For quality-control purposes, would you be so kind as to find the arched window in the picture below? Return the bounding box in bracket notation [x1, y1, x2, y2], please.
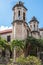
[18, 11, 20, 17]
[34, 24, 35, 30]
[23, 12, 25, 21]
[34, 24, 35, 27]
[14, 12, 15, 17]
[7, 35, 11, 42]
[30, 25, 32, 28]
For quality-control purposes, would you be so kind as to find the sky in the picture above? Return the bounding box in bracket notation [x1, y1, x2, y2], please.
[0, 0, 43, 31]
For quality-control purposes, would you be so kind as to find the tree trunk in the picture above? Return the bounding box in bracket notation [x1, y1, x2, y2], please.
[13, 47, 16, 62]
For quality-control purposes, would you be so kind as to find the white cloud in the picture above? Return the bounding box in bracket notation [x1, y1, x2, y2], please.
[0, 26, 12, 31]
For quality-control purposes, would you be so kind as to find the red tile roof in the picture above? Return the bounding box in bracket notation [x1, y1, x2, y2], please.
[0, 29, 12, 34]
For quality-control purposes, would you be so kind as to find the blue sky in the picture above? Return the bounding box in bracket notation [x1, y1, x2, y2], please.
[0, 0, 43, 30]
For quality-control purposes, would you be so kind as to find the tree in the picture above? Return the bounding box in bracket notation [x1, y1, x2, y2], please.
[24, 36, 43, 57]
[0, 37, 6, 50]
[0, 37, 11, 58]
[11, 40, 24, 59]
[11, 40, 24, 50]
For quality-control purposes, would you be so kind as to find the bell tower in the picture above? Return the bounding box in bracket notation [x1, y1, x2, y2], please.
[12, 1, 27, 21]
[29, 16, 40, 39]
[12, 1, 28, 40]
[29, 16, 39, 31]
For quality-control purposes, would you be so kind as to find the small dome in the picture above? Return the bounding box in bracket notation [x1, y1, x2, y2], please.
[29, 16, 39, 23]
[12, 1, 27, 10]
[32, 16, 37, 20]
[16, 1, 24, 5]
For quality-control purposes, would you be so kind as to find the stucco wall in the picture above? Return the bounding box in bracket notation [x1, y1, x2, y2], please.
[0, 32, 12, 41]
[32, 32, 40, 39]
[40, 31, 43, 39]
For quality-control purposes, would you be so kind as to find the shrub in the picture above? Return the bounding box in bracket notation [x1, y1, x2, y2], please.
[16, 55, 41, 65]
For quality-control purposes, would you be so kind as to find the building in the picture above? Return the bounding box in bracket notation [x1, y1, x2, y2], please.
[0, 1, 43, 63]
[0, 1, 43, 42]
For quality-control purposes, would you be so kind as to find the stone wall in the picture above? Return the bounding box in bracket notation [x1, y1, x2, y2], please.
[13, 21, 27, 40]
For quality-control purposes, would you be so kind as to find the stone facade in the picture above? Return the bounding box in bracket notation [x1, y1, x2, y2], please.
[0, 1, 43, 41]
[12, 21, 28, 40]
[39, 28, 43, 39]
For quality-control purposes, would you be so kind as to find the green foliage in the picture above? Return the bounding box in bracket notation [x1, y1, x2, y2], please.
[16, 55, 41, 65]
[11, 40, 24, 50]
[0, 37, 7, 50]
[25, 36, 39, 47]
[24, 36, 43, 56]
[25, 36, 43, 48]
[0, 37, 11, 52]
[38, 39, 43, 48]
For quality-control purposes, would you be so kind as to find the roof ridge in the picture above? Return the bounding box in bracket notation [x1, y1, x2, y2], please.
[0, 29, 12, 34]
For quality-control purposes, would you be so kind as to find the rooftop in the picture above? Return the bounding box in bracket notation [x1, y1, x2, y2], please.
[0, 27, 43, 35]
[0, 29, 12, 34]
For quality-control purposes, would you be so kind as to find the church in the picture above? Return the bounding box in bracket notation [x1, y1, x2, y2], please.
[0, 1, 43, 42]
[0, 1, 43, 64]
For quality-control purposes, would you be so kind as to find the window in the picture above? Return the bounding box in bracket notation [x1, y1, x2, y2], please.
[34, 24, 35, 30]
[30, 25, 32, 28]
[14, 12, 15, 18]
[18, 11, 20, 17]
[23, 12, 25, 21]
[34, 24, 35, 28]
[7, 35, 11, 42]
[37, 25, 38, 30]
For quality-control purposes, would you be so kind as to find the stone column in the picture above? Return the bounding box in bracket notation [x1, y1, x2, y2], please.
[13, 47, 16, 62]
